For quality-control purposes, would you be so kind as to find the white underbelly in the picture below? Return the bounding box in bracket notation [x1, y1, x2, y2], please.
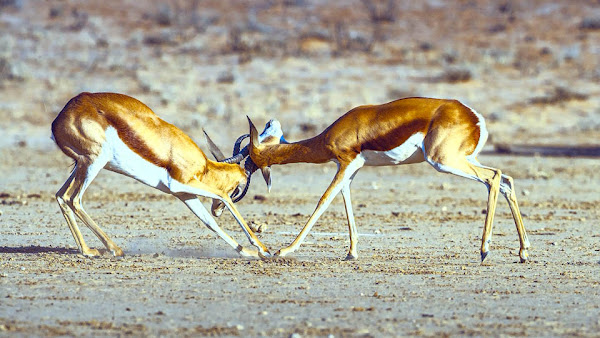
[361, 132, 425, 166]
[102, 127, 173, 193]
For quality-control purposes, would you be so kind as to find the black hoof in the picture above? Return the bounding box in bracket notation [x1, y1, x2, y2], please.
[344, 254, 357, 261]
[480, 251, 489, 263]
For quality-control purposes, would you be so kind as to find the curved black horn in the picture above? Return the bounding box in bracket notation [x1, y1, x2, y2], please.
[233, 134, 249, 155]
[222, 145, 250, 164]
[221, 152, 246, 164]
[232, 170, 251, 203]
[232, 157, 260, 203]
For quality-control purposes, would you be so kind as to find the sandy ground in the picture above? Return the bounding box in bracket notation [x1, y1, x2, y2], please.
[1, 0, 600, 336]
[1, 148, 599, 336]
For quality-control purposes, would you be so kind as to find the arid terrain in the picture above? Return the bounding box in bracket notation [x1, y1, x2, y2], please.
[1, 0, 599, 336]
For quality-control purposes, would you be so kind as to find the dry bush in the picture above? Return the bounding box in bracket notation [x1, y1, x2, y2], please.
[48, 5, 65, 18]
[0, 0, 21, 9]
[579, 17, 600, 30]
[147, 0, 219, 44]
[66, 9, 88, 31]
[529, 87, 589, 105]
[155, 3, 174, 26]
[332, 22, 374, 56]
[226, 28, 250, 54]
[0, 58, 22, 82]
[386, 88, 419, 101]
[143, 31, 178, 46]
[421, 68, 472, 84]
[361, 0, 396, 23]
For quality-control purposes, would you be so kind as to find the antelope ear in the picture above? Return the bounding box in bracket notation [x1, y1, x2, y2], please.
[247, 116, 259, 148]
[261, 166, 272, 192]
[203, 129, 225, 162]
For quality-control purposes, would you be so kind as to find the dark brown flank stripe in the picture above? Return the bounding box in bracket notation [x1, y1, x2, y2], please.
[251, 97, 485, 167]
[360, 118, 429, 152]
[94, 101, 188, 182]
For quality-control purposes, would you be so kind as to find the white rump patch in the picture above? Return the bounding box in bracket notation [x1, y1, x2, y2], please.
[462, 103, 489, 162]
[362, 132, 425, 166]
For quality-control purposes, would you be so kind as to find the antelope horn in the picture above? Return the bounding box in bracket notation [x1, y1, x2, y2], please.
[232, 169, 251, 202]
[232, 157, 260, 202]
[222, 152, 246, 164]
[204, 129, 249, 164]
[233, 134, 250, 156]
[203, 129, 226, 162]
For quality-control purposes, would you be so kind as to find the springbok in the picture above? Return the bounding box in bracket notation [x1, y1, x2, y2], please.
[243, 97, 530, 262]
[51, 92, 271, 258]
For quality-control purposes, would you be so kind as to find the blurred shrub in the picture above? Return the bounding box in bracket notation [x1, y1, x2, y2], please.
[437, 68, 472, 83]
[0, 57, 21, 81]
[529, 87, 588, 105]
[0, 0, 21, 9]
[579, 17, 600, 30]
[156, 3, 174, 26]
[361, 0, 396, 23]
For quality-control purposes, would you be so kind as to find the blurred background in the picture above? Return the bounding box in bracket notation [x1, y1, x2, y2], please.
[1, 0, 599, 152]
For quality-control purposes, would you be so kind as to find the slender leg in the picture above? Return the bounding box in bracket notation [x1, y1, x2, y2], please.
[423, 106, 528, 263]
[222, 198, 271, 257]
[56, 166, 100, 257]
[341, 183, 358, 260]
[277, 156, 364, 257]
[479, 168, 502, 263]
[172, 179, 271, 257]
[500, 174, 530, 262]
[276, 169, 346, 257]
[66, 161, 124, 256]
[424, 154, 503, 263]
[179, 196, 261, 258]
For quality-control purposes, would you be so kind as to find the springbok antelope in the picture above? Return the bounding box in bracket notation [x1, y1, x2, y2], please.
[51, 92, 271, 258]
[245, 97, 530, 262]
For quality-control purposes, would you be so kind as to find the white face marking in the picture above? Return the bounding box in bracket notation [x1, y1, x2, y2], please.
[102, 127, 174, 194]
[361, 132, 425, 166]
[258, 119, 284, 143]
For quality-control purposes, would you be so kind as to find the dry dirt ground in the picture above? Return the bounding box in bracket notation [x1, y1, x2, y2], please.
[0, 149, 599, 336]
[1, 0, 600, 336]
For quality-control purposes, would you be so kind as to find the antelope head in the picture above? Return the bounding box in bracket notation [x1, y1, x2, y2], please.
[203, 119, 285, 215]
[246, 117, 287, 193]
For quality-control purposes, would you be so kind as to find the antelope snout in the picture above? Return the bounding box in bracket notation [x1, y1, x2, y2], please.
[211, 199, 225, 217]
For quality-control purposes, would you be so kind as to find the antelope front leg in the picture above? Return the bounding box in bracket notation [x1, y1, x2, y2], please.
[223, 199, 271, 258]
[276, 166, 348, 257]
[181, 197, 264, 259]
